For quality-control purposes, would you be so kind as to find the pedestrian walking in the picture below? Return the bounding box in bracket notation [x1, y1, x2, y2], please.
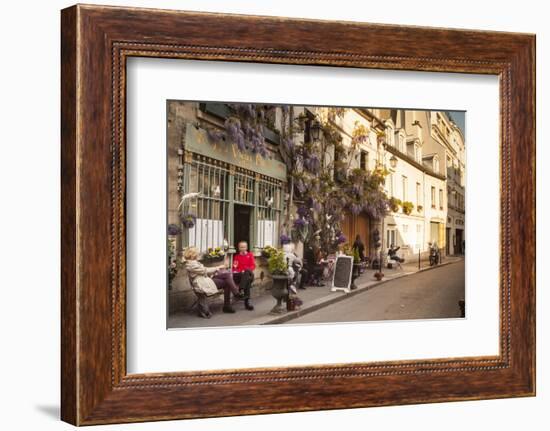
[352, 234, 366, 262]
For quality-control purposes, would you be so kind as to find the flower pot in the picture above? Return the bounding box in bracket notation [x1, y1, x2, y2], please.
[286, 297, 296, 311]
[374, 272, 384, 281]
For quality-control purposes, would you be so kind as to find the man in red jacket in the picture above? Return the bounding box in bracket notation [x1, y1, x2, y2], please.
[232, 241, 255, 310]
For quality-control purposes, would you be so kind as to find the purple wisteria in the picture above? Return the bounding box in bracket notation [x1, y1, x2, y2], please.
[167, 224, 182, 236]
[280, 234, 291, 245]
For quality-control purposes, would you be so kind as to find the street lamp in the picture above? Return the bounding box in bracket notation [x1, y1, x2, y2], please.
[389, 154, 398, 169]
[310, 119, 322, 142]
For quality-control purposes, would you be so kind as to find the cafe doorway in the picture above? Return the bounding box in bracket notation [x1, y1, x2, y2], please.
[234, 204, 252, 248]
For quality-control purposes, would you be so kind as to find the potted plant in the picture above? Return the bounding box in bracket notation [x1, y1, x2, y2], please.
[167, 238, 179, 290]
[374, 271, 384, 281]
[167, 223, 182, 237]
[267, 250, 290, 314]
[168, 261, 178, 290]
[417, 204, 423, 212]
[180, 213, 196, 229]
[402, 201, 414, 215]
[201, 246, 225, 264]
[261, 245, 278, 259]
[389, 197, 402, 213]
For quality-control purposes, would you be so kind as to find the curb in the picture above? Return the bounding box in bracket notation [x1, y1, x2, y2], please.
[254, 258, 463, 325]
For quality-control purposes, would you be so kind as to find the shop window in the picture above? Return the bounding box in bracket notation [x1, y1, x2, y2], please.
[256, 179, 282, 248]
[185, 161, 229, 252]
[183, 158, 283, 252]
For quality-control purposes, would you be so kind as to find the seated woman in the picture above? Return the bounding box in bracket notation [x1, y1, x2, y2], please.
[183, 247, 243, 318]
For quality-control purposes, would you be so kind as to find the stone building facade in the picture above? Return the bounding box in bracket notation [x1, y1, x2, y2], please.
[376, 109, 448, 261]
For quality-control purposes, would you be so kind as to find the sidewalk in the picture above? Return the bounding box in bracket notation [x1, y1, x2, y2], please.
[167, 255, 465, 329]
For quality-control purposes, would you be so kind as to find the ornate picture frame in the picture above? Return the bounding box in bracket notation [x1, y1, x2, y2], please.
[61, 4, 535, 425]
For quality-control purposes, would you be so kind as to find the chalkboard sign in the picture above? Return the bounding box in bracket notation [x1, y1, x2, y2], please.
[330, 255, 353, 293]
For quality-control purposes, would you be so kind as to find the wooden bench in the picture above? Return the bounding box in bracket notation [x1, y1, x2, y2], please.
[187, 275, 224, 317]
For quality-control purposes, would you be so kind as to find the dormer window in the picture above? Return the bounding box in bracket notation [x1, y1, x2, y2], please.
[414, 144, 420, 162]
[385, 119, 395, 147]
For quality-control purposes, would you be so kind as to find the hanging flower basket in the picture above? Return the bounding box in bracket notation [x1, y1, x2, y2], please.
[180, 213, 196, 229]
[167, 224, 182, 236]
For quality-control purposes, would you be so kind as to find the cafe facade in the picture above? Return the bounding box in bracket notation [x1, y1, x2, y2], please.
[179, 124, 287, 255]
[167, 101, 288, 311]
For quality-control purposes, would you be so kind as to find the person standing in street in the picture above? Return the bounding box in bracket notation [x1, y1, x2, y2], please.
[232, 241, 255, 310]
[352, 234, 366, 262]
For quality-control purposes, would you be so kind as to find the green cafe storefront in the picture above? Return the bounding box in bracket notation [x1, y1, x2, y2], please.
[178, 124, 288, 258]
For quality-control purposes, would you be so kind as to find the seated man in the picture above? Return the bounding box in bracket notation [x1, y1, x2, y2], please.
[304, 246, 325, 287]
[232, 241, 255, 310]
[283, 242, 308, 290]
[388, 244, 405, 265]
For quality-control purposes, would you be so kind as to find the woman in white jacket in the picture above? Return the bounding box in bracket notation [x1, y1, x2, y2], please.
[183, 247, 243, 318]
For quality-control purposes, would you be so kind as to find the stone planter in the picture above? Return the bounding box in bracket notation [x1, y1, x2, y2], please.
[201, 256, 225, 265]
[269, 274, 289, 314]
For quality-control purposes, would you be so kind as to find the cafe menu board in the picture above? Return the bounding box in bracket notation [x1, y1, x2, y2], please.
[330, 255, 353, 293]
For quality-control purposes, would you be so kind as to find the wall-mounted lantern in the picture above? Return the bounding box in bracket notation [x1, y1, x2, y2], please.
[310, 119, 322, 142]
[389, 155, 398, 169]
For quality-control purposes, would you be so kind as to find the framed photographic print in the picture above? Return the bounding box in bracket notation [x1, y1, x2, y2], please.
[61, 4, 536, 426]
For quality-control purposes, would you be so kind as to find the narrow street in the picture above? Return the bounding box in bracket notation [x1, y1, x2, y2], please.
[290, 260, 465, 324]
